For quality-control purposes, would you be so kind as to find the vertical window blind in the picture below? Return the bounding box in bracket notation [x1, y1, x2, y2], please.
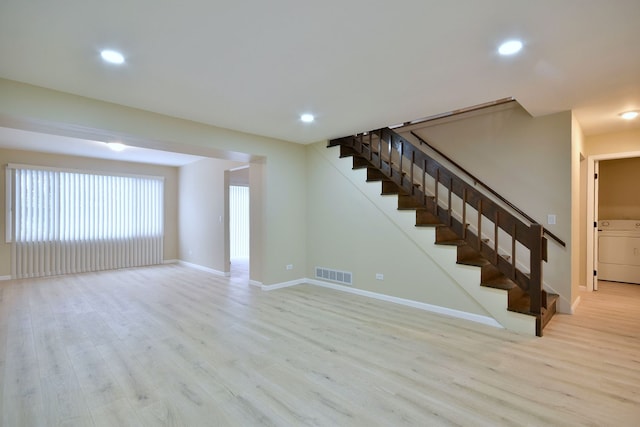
[7, 164, 164, 278]
[229, 185, 249, 259]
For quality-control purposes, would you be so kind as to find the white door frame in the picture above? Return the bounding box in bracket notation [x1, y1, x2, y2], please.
[586, 150, 640, 291]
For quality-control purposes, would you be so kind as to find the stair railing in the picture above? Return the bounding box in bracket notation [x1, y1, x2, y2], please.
[329, 127, 549, 332]
[409, 131, 565, 248]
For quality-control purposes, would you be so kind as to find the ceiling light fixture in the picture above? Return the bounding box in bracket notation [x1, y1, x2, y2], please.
[100, 49, 125, 64]
[498, 40, 523, 56]
[300, 113, 315, 123]
[619, 111, 639, 120]
[106, 142, 127, 152]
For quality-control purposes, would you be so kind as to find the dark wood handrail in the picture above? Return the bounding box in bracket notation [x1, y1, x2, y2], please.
[410, 131, 566, 248]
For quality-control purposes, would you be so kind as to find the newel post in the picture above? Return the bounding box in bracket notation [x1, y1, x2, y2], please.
[529, 224, 544, 319]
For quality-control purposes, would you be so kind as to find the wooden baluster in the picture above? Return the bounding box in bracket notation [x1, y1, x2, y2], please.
[462, 188, 467, 239]
[369, 132, 373, 161]
[388, 132, 392, 177]
[410, 151, 415, 196]
[422, 158, 427, 205]
[511, 223, 517, 280]
[378, 130, 383, 169]
[477, 199, 483, 249]
[529, 224, 544, 334]
[448, 177, 452, 226]
[435, 169, 440, 216]
[399, 140, 403, 187]
[494, 210, 499, 264]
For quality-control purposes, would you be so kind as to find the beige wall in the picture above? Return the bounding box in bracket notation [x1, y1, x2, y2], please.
[229, 167, 250, 186]
[0, 78, 307, 286]
[0, 148, 179, 277]
[586, 128, 640, 157]
[179, 157, 244, 272]
[306, 142, 488, 315]
[398, 104, 574, 312]
[598, 157, 640, 219]
[571, 114, 586, 298]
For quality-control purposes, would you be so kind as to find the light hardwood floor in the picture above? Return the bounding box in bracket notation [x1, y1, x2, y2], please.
[1, 266, 639, 426]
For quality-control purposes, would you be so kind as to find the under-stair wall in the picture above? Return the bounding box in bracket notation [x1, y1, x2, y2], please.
[307, 142, 538, 334]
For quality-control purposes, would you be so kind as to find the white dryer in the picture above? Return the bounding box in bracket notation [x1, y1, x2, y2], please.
[598, 220, 640, 284]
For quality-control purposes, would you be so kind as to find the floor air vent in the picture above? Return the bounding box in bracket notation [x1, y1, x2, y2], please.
[315, 267, 352, 285]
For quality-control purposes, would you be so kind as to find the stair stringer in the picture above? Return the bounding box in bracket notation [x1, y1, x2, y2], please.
[322, 145, 536, 335]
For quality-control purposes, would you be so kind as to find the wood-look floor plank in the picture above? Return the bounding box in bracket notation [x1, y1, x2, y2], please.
[2, 265, 640, 426]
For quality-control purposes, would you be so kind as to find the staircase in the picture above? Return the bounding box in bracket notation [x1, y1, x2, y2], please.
[328, 127, 559, 336]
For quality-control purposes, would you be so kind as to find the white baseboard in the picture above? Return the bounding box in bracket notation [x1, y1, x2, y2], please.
[261, 278, 307, 291]
[571, 295, 581, 314]
[260, 277, 502, 329]
[163, 259, 179, 265]
[249, 280, 263, 287]
[178, 261, 230, 277]
[0, 275, 11, 281]
[578, 285, 587, 291]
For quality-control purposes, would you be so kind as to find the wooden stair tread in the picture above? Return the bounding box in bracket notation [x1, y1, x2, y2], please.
[436, 239, 466, 246]
[457, 257, 491, 267]
[481, 276, 517, 291]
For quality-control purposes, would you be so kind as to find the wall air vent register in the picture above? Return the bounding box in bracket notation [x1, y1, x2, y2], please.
[315, 267, 353, 285]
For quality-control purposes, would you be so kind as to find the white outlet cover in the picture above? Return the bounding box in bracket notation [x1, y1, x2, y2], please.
[376, 273, 384, 280]
[547, 214, 556, 225]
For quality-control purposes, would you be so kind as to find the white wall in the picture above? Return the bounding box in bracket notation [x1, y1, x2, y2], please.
[179, 157, 244, 273]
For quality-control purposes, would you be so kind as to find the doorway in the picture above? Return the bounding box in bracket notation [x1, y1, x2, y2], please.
[225, 166, 250, 282]
[586, 152, 640, 291]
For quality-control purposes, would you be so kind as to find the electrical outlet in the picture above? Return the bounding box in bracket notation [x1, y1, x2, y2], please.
[375, 273, 384, 280]
[547, 214, 556, 225]
[286, 264, 293, 270]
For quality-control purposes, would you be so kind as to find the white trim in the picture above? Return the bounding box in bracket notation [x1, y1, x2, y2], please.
[178, 260, 230, 277]
[162, 259, 179, 264]
[579, 285, 587, 291]
[571, 295, 582, 314]
[261, 278, 306, 291]
[260, 277, 503, 329]
[307, 279, 503, 329]
[249, 280, 263, 287]
[0, 275, 11, 281]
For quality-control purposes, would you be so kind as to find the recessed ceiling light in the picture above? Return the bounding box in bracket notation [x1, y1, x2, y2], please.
[498, 40, 523, 56]
[300, 113, 315, 123]
[619, 111, 639, 120]
[100, 49, 125, 64]
[106, 142, 127, 152]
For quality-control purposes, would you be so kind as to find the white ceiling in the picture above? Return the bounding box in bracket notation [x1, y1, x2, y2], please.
[0, 0, 639, 157]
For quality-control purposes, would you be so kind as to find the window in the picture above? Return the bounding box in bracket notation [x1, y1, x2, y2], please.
[229, 185, 250, 258]
[6, 164, 164, 278]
